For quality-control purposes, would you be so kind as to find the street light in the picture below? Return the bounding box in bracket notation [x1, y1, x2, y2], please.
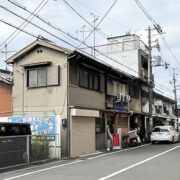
[16, 67, 24, 116]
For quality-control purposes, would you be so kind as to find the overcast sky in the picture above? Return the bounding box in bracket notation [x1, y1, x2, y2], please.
[0, 0, 180, 101]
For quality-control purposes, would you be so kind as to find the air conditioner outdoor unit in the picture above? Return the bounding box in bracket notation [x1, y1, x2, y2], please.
[124, 95, 131, 102]
[117, 93, 130, 103]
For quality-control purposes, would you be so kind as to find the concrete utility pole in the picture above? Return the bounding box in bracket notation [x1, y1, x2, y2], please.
[173, 68, 178, 131]
[147, 27, 153, 131]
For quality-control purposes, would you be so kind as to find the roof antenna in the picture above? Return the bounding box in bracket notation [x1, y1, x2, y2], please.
[37, 35, 54, 43]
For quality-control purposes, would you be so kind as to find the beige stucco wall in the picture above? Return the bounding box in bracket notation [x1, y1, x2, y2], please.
[12, 46, 68, 156]
[129, 90, 142, 113]
[13, 46, 67, 117]
[71, 116, 95, 157]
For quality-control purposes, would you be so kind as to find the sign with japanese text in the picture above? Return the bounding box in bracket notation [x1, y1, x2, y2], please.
[11, 116, 55, 138]
[112, 133, 121, 150]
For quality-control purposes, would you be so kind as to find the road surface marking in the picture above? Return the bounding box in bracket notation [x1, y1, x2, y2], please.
[98, 144, 180, 180]
[79, 151, 103, 158]
[1, 160, 67, 176]
[3, 160, 83, 180]
[3, 144, 150, 180]
[88, 144, 151, 160]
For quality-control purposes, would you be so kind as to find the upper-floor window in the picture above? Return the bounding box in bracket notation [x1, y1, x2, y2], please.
[79, 69, 100, 91]
[141, 55, 148, 70]
[27, 66, 60, 88]
[129, 85, 139, 99]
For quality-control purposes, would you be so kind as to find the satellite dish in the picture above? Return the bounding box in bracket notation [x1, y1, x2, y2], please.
[154, 56, 162, 66]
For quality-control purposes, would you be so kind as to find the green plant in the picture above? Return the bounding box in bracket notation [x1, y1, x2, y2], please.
[31, 139, 50, 162]
[153, 117, 164, 127]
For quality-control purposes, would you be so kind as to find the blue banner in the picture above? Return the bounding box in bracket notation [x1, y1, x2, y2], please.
[114, 103, 125, 111]
[11, 116, 56, 136]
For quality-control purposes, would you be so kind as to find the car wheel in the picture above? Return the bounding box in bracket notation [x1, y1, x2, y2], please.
[151, 141, 155, 144]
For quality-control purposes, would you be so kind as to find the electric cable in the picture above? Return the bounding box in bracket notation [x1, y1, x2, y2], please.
[3, 1, 175, 95]
[0, 0, 48, 51]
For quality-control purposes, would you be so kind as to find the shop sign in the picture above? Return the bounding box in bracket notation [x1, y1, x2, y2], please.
[112, 133, 121, 150]
[114, 103, 125, 111]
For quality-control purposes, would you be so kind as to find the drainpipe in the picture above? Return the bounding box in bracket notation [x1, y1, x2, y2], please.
[128, 111, 133, 132]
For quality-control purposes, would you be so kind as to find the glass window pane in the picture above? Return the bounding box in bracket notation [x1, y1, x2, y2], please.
[29, 70, 37, 87]
[89, 74, 93, 89]
[94, 75, 99, 91]
[38, 69, 47, 86]
[80, 70, 88, 88]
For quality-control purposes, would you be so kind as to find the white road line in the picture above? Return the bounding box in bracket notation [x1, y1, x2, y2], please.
[3, 160, 83, 180]
[88, 144, 151, 160]
[79, 151, 103, 158]
[98, 144, 180, 180]
[1, 160, 67, 176]
[3, 144, 151, 180]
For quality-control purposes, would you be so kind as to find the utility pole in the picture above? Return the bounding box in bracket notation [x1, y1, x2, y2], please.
[173, 68, 178, 131]
[147, 27, 153, 131]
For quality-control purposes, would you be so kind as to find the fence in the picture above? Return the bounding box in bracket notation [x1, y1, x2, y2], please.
[0, 134, 60, 170]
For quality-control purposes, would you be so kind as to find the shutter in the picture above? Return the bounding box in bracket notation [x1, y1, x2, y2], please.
[47, 66, 60, 86]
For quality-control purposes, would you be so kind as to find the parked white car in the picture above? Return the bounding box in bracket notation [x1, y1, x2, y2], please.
[151, 126, 179, 144]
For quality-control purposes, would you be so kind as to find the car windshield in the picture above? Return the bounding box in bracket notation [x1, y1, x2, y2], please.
[152, 127, 169, 132]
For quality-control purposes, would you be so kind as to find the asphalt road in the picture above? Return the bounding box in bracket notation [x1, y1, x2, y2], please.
[1, 142, 180, 180]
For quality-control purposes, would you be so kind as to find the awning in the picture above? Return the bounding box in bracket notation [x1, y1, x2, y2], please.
[22, 61, 52, 68]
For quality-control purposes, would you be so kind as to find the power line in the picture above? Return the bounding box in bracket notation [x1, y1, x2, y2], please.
[134, 0, 158, 26]
[0, 18, 137, 78]
[76, 0, 118, 49]
[0, 0, 48, 51]
[134, 0, 180, 66]
[3, 1, 139, 76]
[1, 15, 174, 95]
[75, 0, 131, 30]
[3, 1, 176, 94]
[7, 0, 89, 47]
[154, 88, 175, 100]
[61, 0, 117, 49]
[6, 0, 140, 76]
[0, 4, 79, 49]
[62, 0, 111, 41]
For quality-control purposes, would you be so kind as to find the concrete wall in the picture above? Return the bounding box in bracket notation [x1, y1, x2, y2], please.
[0, 81, 12, 117]
[129, 90, 142, 113]
[12, 46, 68, 156]
[97, 50, 139, 77]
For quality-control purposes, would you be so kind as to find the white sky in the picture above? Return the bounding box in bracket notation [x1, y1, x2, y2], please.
[0, 0, 180, 101]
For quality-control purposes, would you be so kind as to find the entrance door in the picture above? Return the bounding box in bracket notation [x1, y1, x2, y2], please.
[95, 118, 105, 150]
